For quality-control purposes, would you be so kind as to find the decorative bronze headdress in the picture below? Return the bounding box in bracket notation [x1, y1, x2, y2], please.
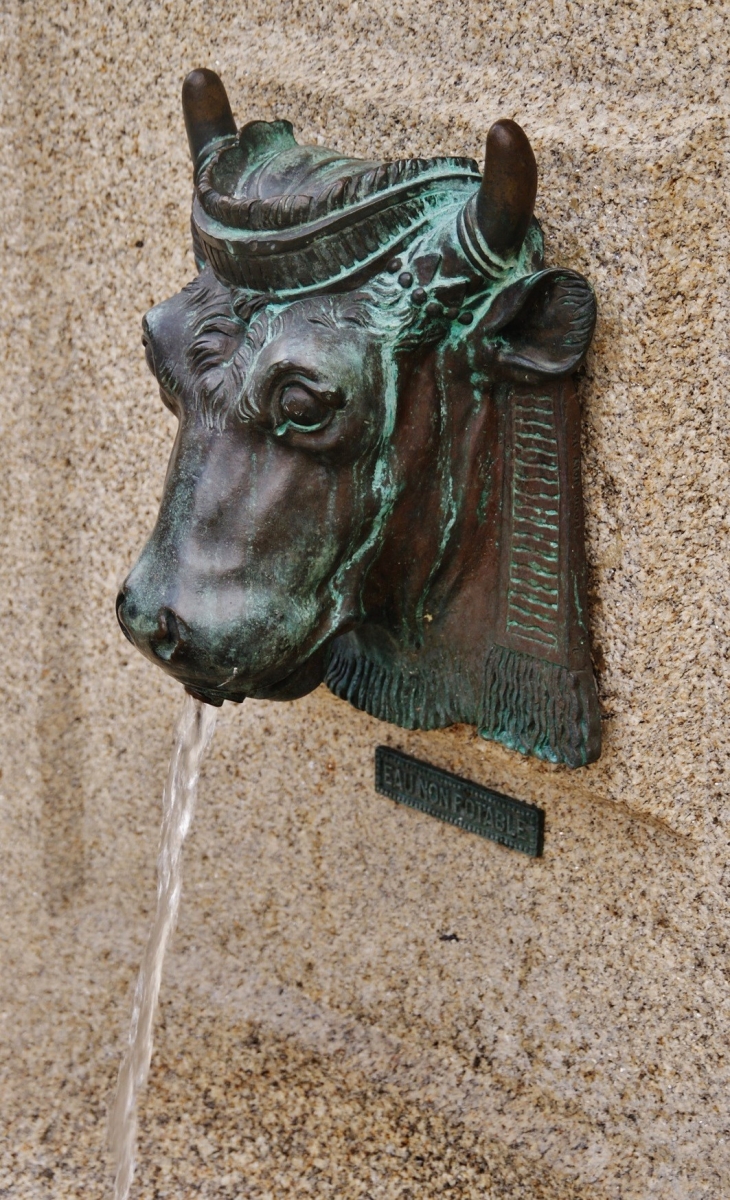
[182, 68, 544, 307]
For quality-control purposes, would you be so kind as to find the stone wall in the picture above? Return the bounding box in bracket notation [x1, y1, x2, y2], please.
[1, 2, 728, 1197]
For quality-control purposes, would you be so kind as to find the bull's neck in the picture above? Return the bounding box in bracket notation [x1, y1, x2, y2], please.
[326, 344, 501, 729]
[325, 352, 601, 768]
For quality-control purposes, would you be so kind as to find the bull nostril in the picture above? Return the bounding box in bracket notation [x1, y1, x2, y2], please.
[151, 606, 187, 662]
[152, 607, 179, 644]
[141, 318, 156, 375]
[165, 609, 180, 646]
[151, 607, 168, 643]
[116, 589, 134, 644]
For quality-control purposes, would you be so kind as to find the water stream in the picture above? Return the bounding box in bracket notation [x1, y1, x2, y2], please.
[108, 693, 218, 1200]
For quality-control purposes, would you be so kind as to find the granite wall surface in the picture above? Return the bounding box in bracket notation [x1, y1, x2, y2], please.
[1, 1, 728, 1197]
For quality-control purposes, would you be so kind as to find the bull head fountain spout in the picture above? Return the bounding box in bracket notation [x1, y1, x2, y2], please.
[117, 68, 601, 768]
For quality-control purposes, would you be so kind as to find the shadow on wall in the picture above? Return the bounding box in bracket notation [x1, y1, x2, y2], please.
[38, 640, 86, 912]
[34, 298, 87, 913]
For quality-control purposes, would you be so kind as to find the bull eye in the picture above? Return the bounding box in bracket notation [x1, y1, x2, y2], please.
[278, 383, 334, 432]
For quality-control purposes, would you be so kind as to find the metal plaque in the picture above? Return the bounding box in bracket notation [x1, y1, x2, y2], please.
[375, 746, 544, 857]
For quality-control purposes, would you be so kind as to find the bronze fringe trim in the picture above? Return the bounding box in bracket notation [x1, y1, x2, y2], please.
[478, 643, 600, 767]
[326, 641, 600, 767]
[325, 643, 472, 732]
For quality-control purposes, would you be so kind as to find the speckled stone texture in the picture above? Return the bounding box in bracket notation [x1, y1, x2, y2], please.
[0, 2, 729, 1197]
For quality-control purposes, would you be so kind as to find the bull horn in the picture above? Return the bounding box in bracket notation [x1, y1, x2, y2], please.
[473, 119, 538, 260]
[182, 68, 237, 169]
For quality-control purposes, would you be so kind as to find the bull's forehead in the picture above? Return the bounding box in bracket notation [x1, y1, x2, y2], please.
[145, 273, 389, 433]
[232, 302, 385, 436]
[247, 296, 375, 393]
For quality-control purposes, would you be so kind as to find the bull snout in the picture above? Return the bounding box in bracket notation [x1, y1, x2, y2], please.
[116, 589, 189, 663]
[115, 572, 329, 705]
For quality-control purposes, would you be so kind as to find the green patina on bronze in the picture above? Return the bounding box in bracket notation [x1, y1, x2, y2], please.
[118, 69, 601, 768]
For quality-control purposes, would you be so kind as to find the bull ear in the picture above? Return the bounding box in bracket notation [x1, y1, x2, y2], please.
[475, 268, 596, 382]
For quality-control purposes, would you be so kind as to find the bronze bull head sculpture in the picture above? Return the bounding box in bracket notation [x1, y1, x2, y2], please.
[118, 69, 601, 767]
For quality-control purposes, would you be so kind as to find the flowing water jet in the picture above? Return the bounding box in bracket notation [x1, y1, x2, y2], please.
[108, 693, 218, 1200]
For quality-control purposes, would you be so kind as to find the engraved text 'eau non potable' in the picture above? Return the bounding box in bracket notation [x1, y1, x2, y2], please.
[375, 747, 544, 857]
